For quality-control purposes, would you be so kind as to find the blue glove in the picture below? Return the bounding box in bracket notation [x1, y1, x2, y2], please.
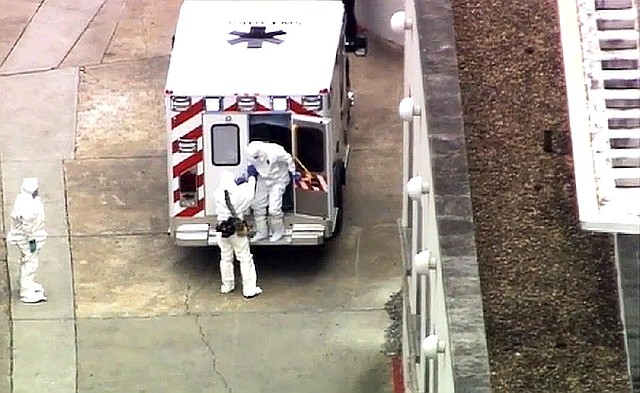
[29, 240, 37, 253]
[235, 176, 247, 185]
[291, 171, 302, 182]
[247, 165, 259, 178]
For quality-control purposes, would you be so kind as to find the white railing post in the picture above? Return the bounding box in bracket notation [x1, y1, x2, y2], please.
[392, 10, 414, 229]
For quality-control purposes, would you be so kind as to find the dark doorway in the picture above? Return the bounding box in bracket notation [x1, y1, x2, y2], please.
[248, 114, 294, 212]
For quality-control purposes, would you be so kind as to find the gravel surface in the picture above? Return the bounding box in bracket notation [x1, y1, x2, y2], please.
[382, 290, 403, 356]
[452, 0, 632, 391]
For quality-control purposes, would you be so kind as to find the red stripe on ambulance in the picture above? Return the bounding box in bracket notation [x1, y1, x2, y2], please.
[289, 99, 321, 117]
[170, 98, 206, 218]
[223, 102, 270, 112]
[171, 99, 204, 128]
[176, 199, 205, 217]
[172, 151, 203, 178]
[172, 124, 203, 153]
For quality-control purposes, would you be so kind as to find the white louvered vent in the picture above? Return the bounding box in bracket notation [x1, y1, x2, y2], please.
[596, 0, 640, 203]
[567, 0, 640, 231]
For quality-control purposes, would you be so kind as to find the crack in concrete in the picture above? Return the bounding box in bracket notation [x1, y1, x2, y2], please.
[100, 0, 125, 64]
[194, 315, 232, 393]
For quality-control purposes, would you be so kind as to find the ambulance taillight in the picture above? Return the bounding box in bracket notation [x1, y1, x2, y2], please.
[178, 169, 198, 207]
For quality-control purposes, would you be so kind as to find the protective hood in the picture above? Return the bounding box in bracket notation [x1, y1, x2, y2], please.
[7, 177, 47, 244]
[22, 178, 38, 194]
[213, 171, 256, 219]
[245, 141, 267, 161]
[11, 178, 42, 222]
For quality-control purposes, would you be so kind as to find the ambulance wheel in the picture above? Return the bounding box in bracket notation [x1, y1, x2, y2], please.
[331, 163, 345, 238]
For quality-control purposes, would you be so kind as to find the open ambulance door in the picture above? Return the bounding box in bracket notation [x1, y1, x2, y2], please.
[202, 113, 249, 216]
[291, 115, 331, 218]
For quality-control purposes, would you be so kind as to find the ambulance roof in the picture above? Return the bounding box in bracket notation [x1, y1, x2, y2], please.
[165, 0, 345, 97]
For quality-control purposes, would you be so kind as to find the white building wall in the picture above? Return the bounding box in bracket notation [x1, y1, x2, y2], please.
[356, 0, 405, 45]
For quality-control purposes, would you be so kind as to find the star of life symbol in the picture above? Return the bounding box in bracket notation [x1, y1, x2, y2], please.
[228, 26, 286, 48]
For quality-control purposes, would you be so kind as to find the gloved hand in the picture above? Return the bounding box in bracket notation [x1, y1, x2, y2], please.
[235, 176, 247, 185]
[247, 165, 259, 178]
[29, 240, 37, 253]
[290, 171, 302, 183]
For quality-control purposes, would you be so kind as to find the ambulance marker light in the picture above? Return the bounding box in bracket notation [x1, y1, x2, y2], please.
[237, 96, 257, 111]
[177, 138, 197, 153]
[302, 95, 323, 111]
[271, 96, 288, 111]
[170, 96, 191, 112]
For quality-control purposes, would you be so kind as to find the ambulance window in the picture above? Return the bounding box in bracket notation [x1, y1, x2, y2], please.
[295, 126, 324, 172]
[211, 124, 240, 166]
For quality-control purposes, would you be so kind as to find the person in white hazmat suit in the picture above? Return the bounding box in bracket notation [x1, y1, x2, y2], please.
[245, 141, 301, 242]
[213, 171, 262, 298]
[6, 178, 48, 303]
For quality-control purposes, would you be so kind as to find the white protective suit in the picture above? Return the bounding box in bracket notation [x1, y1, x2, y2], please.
[6, 178, 48, 303]
[245, 141, 296, 242]
[213, 171, 262, 298]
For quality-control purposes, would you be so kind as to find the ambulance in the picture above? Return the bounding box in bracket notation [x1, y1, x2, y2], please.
[164, 0, 367, 247]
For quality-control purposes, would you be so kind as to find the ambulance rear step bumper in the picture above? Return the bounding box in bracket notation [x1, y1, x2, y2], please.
[173, 223, 326, 247]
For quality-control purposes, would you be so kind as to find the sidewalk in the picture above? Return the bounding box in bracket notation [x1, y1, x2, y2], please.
[0, 68, 79, 393]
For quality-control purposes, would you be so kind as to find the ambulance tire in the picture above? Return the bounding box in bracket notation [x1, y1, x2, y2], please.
[330, 162, 345, 238]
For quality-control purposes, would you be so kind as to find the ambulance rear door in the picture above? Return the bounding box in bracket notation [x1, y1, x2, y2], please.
[291, 115, 331, 218]
[202, 113, 249, 216]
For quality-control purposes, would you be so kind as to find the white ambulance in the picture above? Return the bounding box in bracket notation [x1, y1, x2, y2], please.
[164, 0, 367, 247]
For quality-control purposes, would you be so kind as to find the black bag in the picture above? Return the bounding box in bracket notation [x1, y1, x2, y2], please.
[216, 190, 253, 238]
[215, 217, 236, 238]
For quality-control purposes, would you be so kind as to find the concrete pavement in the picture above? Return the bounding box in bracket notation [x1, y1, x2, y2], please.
[0, 67, 78, 393]
[0, 166, 10, 391]
[0, 1, 403, 392]
[0, 0, 106, 74]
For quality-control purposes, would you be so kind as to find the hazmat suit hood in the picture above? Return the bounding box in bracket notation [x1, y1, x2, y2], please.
[245, 141, 267, 162]
[213, 171, 256, 221]
[7, 177, 47, 245]
[245, 141, 295, 187]
[22, 178, 39, 195]
[11, 178, 43, 222]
